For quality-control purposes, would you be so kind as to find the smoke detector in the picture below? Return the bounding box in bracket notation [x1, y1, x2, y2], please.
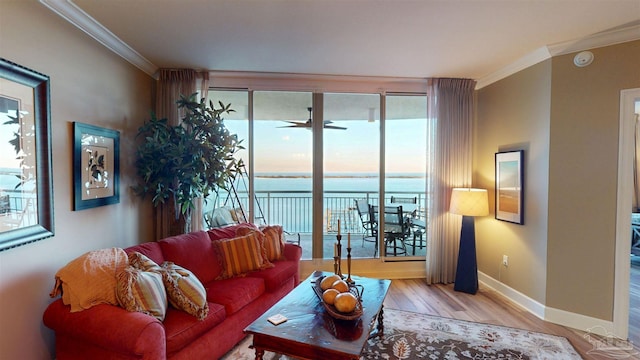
[573, 51, 594, 67]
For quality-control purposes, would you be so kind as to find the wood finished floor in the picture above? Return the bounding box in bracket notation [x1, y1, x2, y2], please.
[383, 275, 640, 359]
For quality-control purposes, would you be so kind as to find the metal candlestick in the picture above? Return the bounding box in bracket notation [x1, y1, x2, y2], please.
[333, 256, 340, 275]
[346, 247, 354, 284]
[336, 234, 343, 278]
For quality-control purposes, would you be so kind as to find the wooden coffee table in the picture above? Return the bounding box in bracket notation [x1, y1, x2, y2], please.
[244, 271, 391, 360]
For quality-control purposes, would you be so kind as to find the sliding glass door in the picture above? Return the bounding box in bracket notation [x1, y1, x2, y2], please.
[384, 94, 428, 259]
[323, 93, 380, 259]
[204, 89, 428, 261]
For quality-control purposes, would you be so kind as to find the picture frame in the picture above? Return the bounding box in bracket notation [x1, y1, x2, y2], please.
[73, 122, 120, 210]
[495, 150, 524, 224]
[0, 58, 54, 251]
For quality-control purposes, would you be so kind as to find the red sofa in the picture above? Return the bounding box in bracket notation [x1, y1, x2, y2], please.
[43, 224, 302, 359]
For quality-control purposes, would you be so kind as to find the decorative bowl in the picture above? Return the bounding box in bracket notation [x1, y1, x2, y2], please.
[312, 275, 363, 320]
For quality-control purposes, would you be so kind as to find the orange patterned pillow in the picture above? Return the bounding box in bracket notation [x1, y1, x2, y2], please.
[161, 262, 209, 320]
[213, 232, 273, 279]
[260, 225, 286, 261]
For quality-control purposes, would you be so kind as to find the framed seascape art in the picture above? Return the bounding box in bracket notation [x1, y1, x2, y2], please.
[73, 122, 120, 210]
[495, 150, 524, 224]
[0, 58, 54, 251]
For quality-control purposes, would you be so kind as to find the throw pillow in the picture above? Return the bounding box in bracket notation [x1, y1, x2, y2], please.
[128, 251, 163, 272]
[231, 207, 247, 223]
[260, 225, 286, 261]
[213, 232, 273, 279]
[116, 266, 168, 321]
[161, 262, 209, 320]
[237, 225, 285, 262]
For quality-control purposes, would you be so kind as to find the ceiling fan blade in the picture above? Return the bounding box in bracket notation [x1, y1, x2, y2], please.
[324, 125, 347, 130]
[278, 107, 347, 130]
[278, 123, 307, 128]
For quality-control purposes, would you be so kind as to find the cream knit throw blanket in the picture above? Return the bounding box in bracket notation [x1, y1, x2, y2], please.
[50, 247, 128, 312]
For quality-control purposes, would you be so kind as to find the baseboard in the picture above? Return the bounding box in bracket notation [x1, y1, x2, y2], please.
[479, 271, 614, 337]
[544, 306, 615, 337]
[478, 271, 546, 319]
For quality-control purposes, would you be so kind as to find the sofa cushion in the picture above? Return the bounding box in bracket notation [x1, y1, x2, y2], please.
[115, 267, 167, 321]
[246, 260, 299, 292]
[213, 232, 272, 279]
[205, 276, 265, 314]
[159, 231, 220, 283]
[125, 242, 164, 265]
[163, 302, 226, 356]
[161, 262, 209, 320]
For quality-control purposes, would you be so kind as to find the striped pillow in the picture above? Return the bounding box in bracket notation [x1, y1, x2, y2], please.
[161, 262, 209, 320]
[260, 225, 286, 261]
[116, 267, 167, 321]
[214, 232, 273, 279]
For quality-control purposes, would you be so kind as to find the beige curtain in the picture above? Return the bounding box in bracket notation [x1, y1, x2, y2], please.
[154, 69, 210, 239]
[425, 78, 476, 284]
[155, 69, 196, 126]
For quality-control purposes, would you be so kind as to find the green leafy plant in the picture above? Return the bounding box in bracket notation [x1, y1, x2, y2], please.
[133, 93, 243, 233]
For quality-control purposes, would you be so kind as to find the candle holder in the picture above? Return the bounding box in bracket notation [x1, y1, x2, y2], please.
[336, 234, 343, 278]
[346, 247, 354, 284]
[333, 256, 340, 275]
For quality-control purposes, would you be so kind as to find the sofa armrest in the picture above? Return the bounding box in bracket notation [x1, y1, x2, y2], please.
[283, 243, 302, 262]
[43, 299, 166, 358]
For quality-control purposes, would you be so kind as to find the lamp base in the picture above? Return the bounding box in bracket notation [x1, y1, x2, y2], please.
[454, 215, 478, 294]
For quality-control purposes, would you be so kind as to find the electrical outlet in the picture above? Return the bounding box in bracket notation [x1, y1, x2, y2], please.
[502, 255, 509, 267]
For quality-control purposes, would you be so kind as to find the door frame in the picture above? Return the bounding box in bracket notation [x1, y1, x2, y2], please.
[614, 88, 640, 338]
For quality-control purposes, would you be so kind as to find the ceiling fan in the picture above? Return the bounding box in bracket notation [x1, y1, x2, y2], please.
[279, 107, 347, 130]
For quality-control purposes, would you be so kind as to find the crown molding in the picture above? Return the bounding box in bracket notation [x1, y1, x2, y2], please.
[548, 23, 640, 56]
[39, 0, 158, 77]
[475, 46, 552, 90]
[477, 24, 640, 90]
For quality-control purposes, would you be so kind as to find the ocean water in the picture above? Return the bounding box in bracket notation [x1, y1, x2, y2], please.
[252, 172, 426, 194]
[219, 173, 427, 233]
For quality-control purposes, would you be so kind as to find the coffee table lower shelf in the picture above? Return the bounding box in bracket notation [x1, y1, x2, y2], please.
[244, 271, 391, 360]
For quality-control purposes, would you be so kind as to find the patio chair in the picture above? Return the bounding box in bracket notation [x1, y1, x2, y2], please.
[390, 196, 427, 255]
[354, 199, 376, 246]
[390, 196, 418, 218]
[370, 205, 409, 256]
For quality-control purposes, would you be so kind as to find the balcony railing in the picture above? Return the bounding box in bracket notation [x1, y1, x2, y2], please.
[206, 190, 427, 234]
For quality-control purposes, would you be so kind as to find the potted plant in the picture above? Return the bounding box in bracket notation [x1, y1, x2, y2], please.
[133, 93, 243, 236]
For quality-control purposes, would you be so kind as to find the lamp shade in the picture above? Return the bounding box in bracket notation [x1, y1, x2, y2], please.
[450, 188, 489, 217]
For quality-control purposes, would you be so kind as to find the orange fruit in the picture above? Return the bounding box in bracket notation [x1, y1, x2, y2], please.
[334, 292, 358, 313]
[320, 275, 341, 290]
[332, 279, 349, 293]
[322, 288, 340, 305]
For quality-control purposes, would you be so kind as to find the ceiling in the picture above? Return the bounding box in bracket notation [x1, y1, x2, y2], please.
[45, 0, 640, 87]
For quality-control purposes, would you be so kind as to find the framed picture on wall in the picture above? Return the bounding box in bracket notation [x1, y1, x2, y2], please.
[73, 122, 120, 210]
[495, 150, 524, 224]
[0, 58, 54, 251]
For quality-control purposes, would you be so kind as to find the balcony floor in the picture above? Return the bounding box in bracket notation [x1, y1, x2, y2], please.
[292, 232, 427, 260]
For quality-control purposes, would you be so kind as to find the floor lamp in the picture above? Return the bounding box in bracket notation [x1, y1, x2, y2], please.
[449, 188, 489, 294]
